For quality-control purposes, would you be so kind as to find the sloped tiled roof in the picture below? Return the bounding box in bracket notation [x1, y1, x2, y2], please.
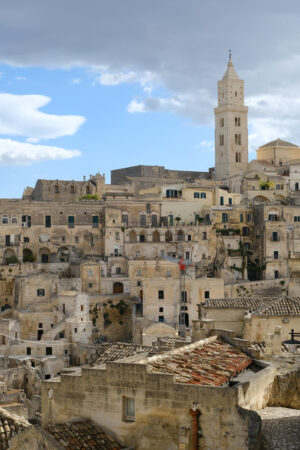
[0, 408, 31, 450]
[93, 342, 155, 366]
[145, 338, 252, 387]
[47, 420, 124, 449]
[260, 138, 299, 148]
[203, 297, 275, 310]
[253, 297, 300, 317]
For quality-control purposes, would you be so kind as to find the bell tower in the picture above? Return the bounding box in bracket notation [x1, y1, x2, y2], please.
[214, 53, 248, 180]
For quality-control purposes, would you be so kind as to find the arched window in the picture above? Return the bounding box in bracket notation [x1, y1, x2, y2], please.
[151, 214, 158, 226]
[177, 230, 184, 241]
[165, 230, 172, 242]
[129, 230, 137, 243]
[11, 217, 18, 224]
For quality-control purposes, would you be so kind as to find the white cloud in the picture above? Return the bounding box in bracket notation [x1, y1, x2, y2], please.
[14, 75, 27, 80]
[127, 99, 146, 113]
[0, 138, 80, 165]
[98, 71, 137, 86]
[0, 93, 85, 141]
[71, 78, 81, 84]
[195, 140, 214, 152]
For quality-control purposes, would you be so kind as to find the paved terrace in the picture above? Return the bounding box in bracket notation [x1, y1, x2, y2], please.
[138, 336, 252, 386]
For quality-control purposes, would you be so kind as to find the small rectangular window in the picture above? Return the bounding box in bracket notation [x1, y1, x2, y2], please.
[228, 198, 232, 205]
[92, 216, 99, 228]
[122, 214, 128, 226]
[222, 213, 228, 223]
[240, 214, 243, 223]
[88, 282, 93, 289]
[274, 251, 279, 260]
[220, 134, 224, 146]
[45, 215, 51, 228]
[204, 291, 210, 299]
[146, 203, 151, 213]
[37, 289, 45, 297]
[220, 196, 224, 206]
[45, 374, 51, 380]
[159, 307, 164, 312]
[123, 397, 135, 422]
[203, 232, 207, 240]
[194, 192, 200, 199]
[26, 347, 31, 355]
[158, 316, 164, 322]
[74, 328, 77, 333]
[274, 270, 279, 279]
[188, 234, 191, 241]
[200, 192, 206, 199]
[158, 290, 164, 299]
[272, 232, 278, 242]
[24, 237, 30, 243]
[68, 216, 75, 228]
[46, 347, 52, 356]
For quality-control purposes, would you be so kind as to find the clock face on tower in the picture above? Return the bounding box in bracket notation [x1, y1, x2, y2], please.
[48, 389, 53, 399]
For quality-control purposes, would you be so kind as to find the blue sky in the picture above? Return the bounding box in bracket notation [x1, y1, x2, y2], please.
[0, 64, 214, 198]
[1, 1, 300, 197]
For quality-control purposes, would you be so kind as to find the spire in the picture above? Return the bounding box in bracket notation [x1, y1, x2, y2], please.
[222, 50, 240, 80]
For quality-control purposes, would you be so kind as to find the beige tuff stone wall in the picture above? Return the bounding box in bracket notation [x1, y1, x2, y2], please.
[244, 315, 300, 343]
[41, 355, 275, 449]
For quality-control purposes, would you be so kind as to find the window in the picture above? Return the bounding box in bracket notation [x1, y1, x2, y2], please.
[46, 347, 52, 356]
[235, 152, 241, 163]
[220, 196, 224, 205]
[272, 232, 278, 242]
[115, 232, 120, 240]
[228, 198, 232, 205]
[45, 374, 51, 380]
[24, 237, 29, 243]
[123, 397, 135, 422]
[139, 215, 146, 227]
[181, 291, 187, 302]
[220, 118, 224, 127]
[159, 307, 164, 312]
[276, 184, 280, 190]
[240, 214, 243, 223]
[116, 267, 121, 275]
[274, 270, 279, 279]
[74, 328, 77, 333]
[242, 227, 250, 237]
[122, 214, 128, 226]
[136, 269, 142, 276]
[75, 236, 79, 243]
[235, 117, 240, 126]
[26, 347, 31, 355]
[158, 316, 164, 322]
[188, 234, 191, 241]
[5, 235, 10, 246]
[61, 236, 65, 242]
[274, 251, 279, 260]
[80, 305, 84, 311]
[151, 214, 158, 226]
[294, 216, 300, 222]
[235, 134, 241, 145]
[2, 216, 8, 225]
[203, 232, 207, 240]
[220, 134, 224, 146]
[70, 185, 75, 193]
[205, 291, 210, 299]
[88, 282, 93, 289]
[92, 216, 99, 228]
[139, 234, 145, 242]
[64, 349, 68, 355]
[295, 182, 299, 191]
[194, 192, 200, 199]
[11, 217, 17, 224]
[200, 192, 207, 200]
[222, 213, 228, 223]
[146, 203, 151, 213]
[37, 289, 45, 297]
[45, 215, 51, 228]
[55, 185, 59, 193]
[158, 290, 164, 299]
[247, 213, 252, 222]
[166, 189, 178, 198]
[269, 214, 278, 222]
[166, 270, 171, 277]
[22, 215, 31, 228]
[185, 251, 190, 260]
[137, 280, 141, 287]
[68, 216, 74, 228]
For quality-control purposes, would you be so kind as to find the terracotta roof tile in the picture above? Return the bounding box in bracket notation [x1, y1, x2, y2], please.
[0, 408, 30, 450]
[92, 342, 155, 366]
[204, 297, 276, 310]
[47, 420, 125, 449]
[145, 338, 252, 387]
[253, 297, 300, 317]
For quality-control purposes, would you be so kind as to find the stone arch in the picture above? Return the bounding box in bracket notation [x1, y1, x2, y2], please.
[177, 229, 185, 241]
[23, 248, 34, 263]
[165, 230, 173, 242]
[113, 282, 123, 294]
[129, 230, 137, 243]
[39, 248, 51, 263]
[143, 323, 176, 346]
[152, 230, 160, 243]
[58, 247, 70, 263]
[253, 195, 269, 203]
[3, 248, 16, 265]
